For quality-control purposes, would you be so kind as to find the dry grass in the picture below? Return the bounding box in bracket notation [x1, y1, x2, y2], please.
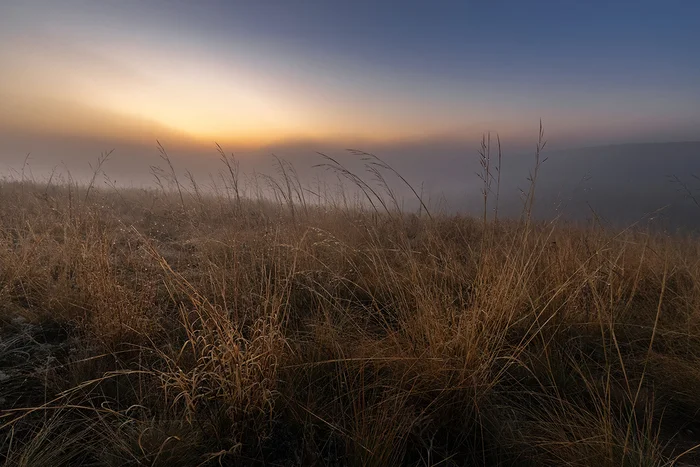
[1, 145, 700, 466]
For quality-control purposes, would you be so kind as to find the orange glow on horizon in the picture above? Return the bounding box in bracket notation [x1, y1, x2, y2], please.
[0, 36, 514, 149]
[4, 30, 694, 153]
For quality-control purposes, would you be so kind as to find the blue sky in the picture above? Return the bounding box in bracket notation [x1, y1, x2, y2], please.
[2, 0, 699, 148]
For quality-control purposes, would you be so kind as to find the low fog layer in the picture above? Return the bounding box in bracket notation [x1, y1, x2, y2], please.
[516, 142, 700, 230]
[1, 135, 699, 231]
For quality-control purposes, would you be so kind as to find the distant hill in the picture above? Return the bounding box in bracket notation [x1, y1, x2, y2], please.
[492, 141, 700, 231]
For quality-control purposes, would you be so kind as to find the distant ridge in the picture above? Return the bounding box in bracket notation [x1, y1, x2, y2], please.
[515, 141, 700, 230]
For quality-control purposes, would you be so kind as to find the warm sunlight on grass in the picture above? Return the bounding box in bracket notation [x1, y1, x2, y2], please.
[1, 136, 700, 466]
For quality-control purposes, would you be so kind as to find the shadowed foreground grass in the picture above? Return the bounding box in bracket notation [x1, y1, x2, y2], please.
[1, 166, 700, 466]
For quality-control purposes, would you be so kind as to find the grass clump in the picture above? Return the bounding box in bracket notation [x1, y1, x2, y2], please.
[1, 137, 700, 466]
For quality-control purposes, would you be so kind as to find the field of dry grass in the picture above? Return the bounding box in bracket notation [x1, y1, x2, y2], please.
[2, 144, 700, 466]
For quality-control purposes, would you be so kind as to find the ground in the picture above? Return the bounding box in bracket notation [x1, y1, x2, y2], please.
[2, 176, 700, 466]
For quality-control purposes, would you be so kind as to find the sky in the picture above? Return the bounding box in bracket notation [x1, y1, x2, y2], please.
[1, 0, 700, 214]
[2, 0, 700, 146]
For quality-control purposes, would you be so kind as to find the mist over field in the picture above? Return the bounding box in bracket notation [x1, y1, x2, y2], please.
[3, 134, 699, 230]
[4, 1, 700, 466]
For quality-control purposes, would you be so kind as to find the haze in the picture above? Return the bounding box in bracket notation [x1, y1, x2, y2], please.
[1, 0, 700, 226]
